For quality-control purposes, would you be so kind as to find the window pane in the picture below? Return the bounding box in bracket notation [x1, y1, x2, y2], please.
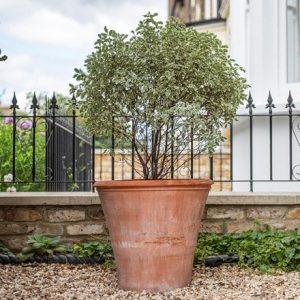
[287, 0, 300, 83]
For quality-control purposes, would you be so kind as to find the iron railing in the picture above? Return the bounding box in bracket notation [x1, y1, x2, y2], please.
[0, 93, 92, 192]
[0, 91, 299, 192]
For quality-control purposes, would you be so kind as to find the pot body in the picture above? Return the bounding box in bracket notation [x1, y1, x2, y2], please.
[94, 179, 212, 292]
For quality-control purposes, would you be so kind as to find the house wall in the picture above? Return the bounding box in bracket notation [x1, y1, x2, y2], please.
[228, 0, 299, 105]
[0, 192, 299, 250]
[168, 1, 300, 191]
[228, 0, 300, 191]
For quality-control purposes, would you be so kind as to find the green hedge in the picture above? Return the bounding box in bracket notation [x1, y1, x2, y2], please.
[195, 228, 300, 272]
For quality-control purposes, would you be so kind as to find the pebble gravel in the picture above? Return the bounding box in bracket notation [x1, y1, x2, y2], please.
[0, 264, 299, 300]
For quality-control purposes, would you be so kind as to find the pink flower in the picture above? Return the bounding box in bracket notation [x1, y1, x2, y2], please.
[4, 116, 13, 124]
[19, 120, 32, 129]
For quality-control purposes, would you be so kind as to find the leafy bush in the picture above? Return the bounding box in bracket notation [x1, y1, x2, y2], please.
[195, 228, 300, 272]
[71, 13, 247, 179]
[18, 234, 66, 260]
[71, 240, 113, 260]
[0, 116, 45, 191]
[18, 235, 113, 263]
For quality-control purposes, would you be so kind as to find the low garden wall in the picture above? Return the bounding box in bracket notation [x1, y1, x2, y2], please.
[0, 192, 299, 250]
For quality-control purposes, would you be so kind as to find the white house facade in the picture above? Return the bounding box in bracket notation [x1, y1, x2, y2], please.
[169, 0, 300, 191]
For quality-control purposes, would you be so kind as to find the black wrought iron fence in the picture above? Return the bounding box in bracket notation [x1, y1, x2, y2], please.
[0, 93, 92, 192]
[0, 91, 299, 192]
[45, 99, 92, 192]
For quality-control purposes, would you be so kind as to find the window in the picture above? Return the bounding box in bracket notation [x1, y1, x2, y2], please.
[287, 0, 300, 82]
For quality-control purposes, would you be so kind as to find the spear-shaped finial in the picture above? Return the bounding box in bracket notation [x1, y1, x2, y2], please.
[265, 91, 275, 114]
[71, 94, 78, 111]
[285, 90, 295, 114]
[246, 91, 256, 114]
[10, 92, 19, 110]
[30, 92, 40, 110]
[49, 92, 59, 111]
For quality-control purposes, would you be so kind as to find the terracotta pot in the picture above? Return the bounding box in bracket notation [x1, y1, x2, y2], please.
[94, 179, 212, 292]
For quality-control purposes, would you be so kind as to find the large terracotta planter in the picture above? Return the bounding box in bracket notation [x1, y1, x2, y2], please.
[94, 179, 212, 292]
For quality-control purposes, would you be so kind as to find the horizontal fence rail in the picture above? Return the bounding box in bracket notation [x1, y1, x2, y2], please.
[0, 91, 299, 192]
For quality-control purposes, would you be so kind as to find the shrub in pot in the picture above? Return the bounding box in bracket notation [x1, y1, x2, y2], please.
[71, 13, 247, 291]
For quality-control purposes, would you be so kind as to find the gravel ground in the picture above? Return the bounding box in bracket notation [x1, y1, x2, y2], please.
[0, 264, 299, 300]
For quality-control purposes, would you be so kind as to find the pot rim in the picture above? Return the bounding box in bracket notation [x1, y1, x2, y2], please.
[94, 178, 213, 189]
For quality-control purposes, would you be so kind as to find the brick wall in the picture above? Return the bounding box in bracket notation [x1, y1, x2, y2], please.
[0, 192, 299, 250]
[0, 204, 106, 250]
[95, 129, 232, 191]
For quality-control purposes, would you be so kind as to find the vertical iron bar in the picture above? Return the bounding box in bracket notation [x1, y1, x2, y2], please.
[92, 134, 95, 191]
[219, 142, 223, 191]
[10, 92, 19, 182]
[246, 92, 255, 192]
[72, 95, 77, 182]
[131, 119, 135, 179]
[266, 92, 275, 180]
[99, 137, 102, 181]
[52, 100, 56, 187]
[209, 155, 213, 180]
[289, 114, 293, 180]
[12, 116, 16, 181]
[30, 92, 39, 182]
[289, 113, 293, 180]
[151, 129, 155, 179]
[230, 123, 233, 182]
[49, 92, 58, 185]
[198, 152, 201, 179]
[249, 115, 253, 191]
[171, 116, 174, 179]
[286, 91, 295, 181]
[270, 115, 273, 180]
[111, 116, 115, 180]
[45, 96, 48, 190]
[190, 125, 194, 179]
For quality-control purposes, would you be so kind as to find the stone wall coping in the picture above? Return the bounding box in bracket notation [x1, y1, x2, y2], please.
[0, 192, 299, 206]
